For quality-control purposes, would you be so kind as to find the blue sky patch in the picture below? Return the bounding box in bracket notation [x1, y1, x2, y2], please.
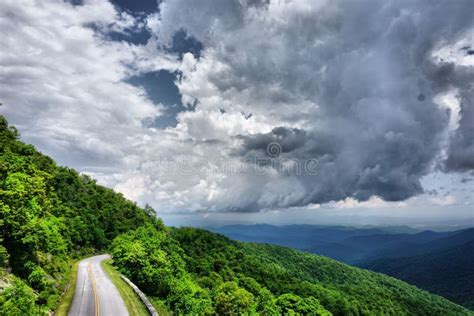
[168, 30, 203, 59]
[127, 70, 186, 128]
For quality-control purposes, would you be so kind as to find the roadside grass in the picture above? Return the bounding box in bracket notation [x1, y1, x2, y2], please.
[55, 261, 79, 316]
[151, 298, 173, 316]
[101, 259, 149, 316]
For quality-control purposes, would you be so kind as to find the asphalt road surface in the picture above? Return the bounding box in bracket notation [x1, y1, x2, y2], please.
[69, 254, 129, 316]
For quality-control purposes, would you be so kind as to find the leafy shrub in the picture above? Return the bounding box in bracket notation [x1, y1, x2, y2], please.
[0, 278, 37, 314]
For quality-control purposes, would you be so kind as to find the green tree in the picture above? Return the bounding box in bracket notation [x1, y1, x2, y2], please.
[0, 278, 37, 315]
[276, 293, 332, 316]
[214, 281, 255, 315]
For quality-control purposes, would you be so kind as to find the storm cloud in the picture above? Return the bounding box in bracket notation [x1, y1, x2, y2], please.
[150, 0, 474, 210]
[1, 0, 473, 213]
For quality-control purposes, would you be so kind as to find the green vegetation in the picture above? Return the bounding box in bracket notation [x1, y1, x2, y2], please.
[55, 261, 79, 316]
[101, 259, 149, 316]
[111, 225, 472, 315]
[0, 115, 160, 313]
[0, 270, 37, 315]
[0, 115, 472, 315]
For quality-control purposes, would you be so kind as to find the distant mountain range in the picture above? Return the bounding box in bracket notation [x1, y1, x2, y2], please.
[208, 224, 463, 264]
[209, 224, 474, 309]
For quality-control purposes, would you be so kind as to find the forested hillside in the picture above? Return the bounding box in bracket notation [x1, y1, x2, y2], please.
[110, 224, 474, 315]
[0, 116, 161, 314]
[211, 224, 474, 310]
[0, 115, 472, 315]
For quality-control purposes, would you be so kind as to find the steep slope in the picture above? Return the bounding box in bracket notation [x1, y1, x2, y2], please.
[0, 116, 161, 314]
[363, 241, 474, 310]
[111, 225, 472, 315]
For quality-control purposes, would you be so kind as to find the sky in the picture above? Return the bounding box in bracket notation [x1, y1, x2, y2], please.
[0, 0, 473, 228]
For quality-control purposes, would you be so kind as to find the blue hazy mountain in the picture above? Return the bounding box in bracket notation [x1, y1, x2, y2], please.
[208, 224, 461, 263]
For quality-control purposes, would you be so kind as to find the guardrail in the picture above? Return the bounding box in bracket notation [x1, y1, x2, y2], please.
[120, 275, 159, 316]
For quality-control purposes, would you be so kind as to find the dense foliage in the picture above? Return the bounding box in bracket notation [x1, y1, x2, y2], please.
[1, 115, 472, 315]
[110, 224, 472, 315]
[212, 224, 474, 310]
[0, 116, 159, 313]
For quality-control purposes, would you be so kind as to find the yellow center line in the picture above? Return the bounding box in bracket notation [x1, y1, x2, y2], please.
[88, 263, 100, 316]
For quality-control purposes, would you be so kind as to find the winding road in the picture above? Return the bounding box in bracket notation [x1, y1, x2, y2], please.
[68, 254, 129, 316]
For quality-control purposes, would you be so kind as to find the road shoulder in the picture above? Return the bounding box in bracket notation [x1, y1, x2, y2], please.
[100, 259, 149, 316]
[55, 260, 79, 316]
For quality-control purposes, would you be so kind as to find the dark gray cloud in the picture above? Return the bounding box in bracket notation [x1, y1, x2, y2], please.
[446, 90, 474, 171]
[238, 127, 307, 156]
[152, 0, 474, 210]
